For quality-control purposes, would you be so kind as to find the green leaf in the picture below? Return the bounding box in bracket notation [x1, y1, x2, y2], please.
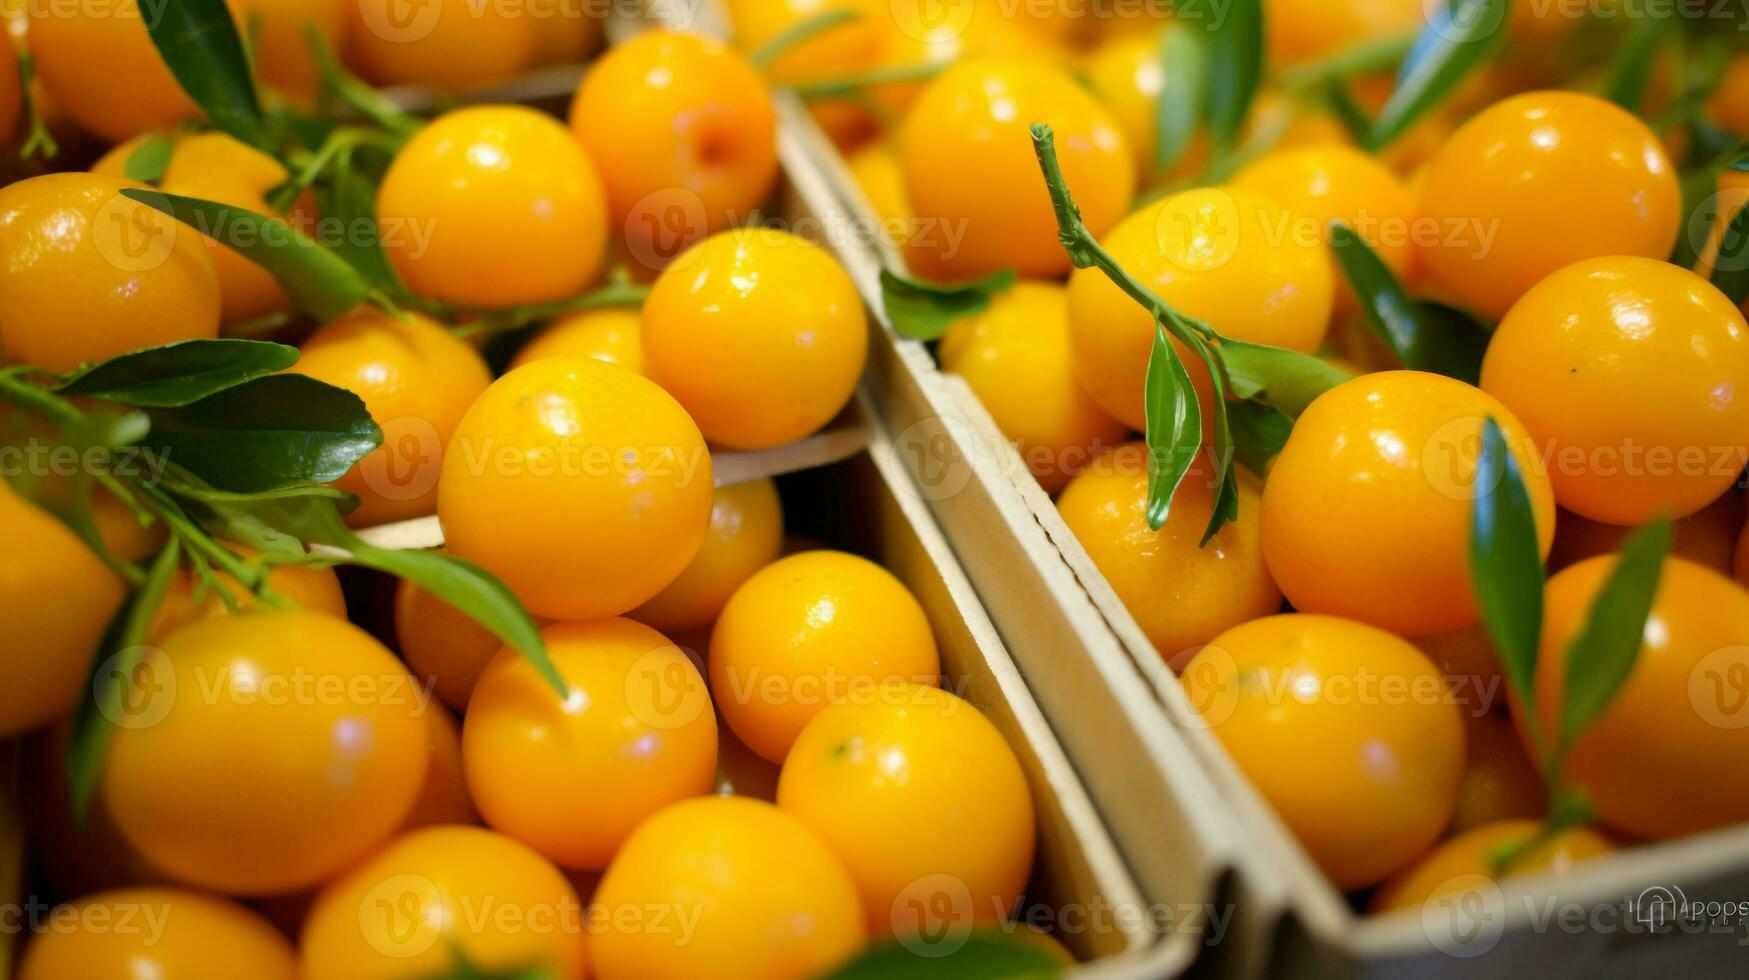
[159, 467, 359, 560]
[824, 934, 1066, 980]
[1144, 322, 1202, 531]
[1369, 0, 1509, 149]
[1154, 23, 1208, 176]
[1470, 418, 1547, 738]
[1202, 0, 1263, 152]
[1217, 339, 1350, 417]
[1321, 79, 1375, 146]
[143, 374, 381, 493]
[56, 339, 299, 407]
[121, 189, 370, 323]
[880, 268, 1016, 342]
[140, 0, 267, 151]
[161, 475, 566, 700]
[1601, 15, 1670, 113]
[122, 135, 176, 184]
[66, 537, 182, 827]
[1227, 400, 1293, 474]
[1558, 518, 1671, 748]
[1329, 224, 1489, 383]
[314, 149, 406, 297]
[1711, 197, 1749, 306]
[1187, 335, 1237, 545]
[342, 541, 566, 701]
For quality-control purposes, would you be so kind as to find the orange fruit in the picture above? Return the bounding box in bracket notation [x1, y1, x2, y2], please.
[592, 796, 865, 980]
[347, 0, 537, 89]
[26, 0, 197, 141]
[1419, 91, 1679, 320]
[1481, 256, 1749, 525]
[569, 31, 778, 274]
[939, 282, 1130, 494]
[529, 0, 603, 67]
[291, 307, 492, 526]
[630, 477, 785, 633]
[778, 682, 1036, 935]
[863, 0, 1063, 122]
[510, 306, 644, 373]
[1707, 54, 1749, 137]
[91, 132, 320, 326]
[437, 357, 714, 621]
[301, 825, 587, 979]
[148, 544, 346, 641]
[710, 550, 941, 763]
[643, 228, 868, 450]
[0, 173, 220, 374]
[1067, 187, 1334, 431]
[1520, 556, 1749, 840]
[19, 888, 295, 980]
[394, 575, 509, 713]
[723, 0, 884, 147]
[400, 705, 480, 830]
[1550, 492, 1745, 575]
[378, 106, 609, 309]
[1183, 614, 1466, 889]
[1230, 143, 1420, 318]
[1265, 0, 1426, 71]
[104, 611, 428, 894]
[160, 132, 320, 325]
[1370, 820, 1613, 915]
[1081, 24, 1209, 181]
[1057, 444, 1280, 668]
[463, 619, 718, 870]
[227, 0, 346, 104]
[1449, 710, 1546, 835]
[0, 482, 126, 737]
[1261, 371, 1556, 637]
[898, 58, 1134, 280]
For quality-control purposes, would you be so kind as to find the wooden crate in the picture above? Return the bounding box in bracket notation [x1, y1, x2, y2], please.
[357, 393, 1161, 975]
[762, 46, 1749, 977]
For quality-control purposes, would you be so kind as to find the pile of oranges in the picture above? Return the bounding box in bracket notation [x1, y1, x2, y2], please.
[0, 4, 1056, 978]
[794, 0, 1749, 919]
[3, 0, 1749, 974]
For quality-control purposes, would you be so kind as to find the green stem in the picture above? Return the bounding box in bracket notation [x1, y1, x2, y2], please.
[792, 62, 944, 100]
[751, 9, 861, 69]
[269, 126, 398, 214]
[0, 373, 81, 425]
[305, 25, 421, 141]
[1029, 123, 1217, 355]
[14, 51, 58, 161]
[135, 482, 289, 609]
